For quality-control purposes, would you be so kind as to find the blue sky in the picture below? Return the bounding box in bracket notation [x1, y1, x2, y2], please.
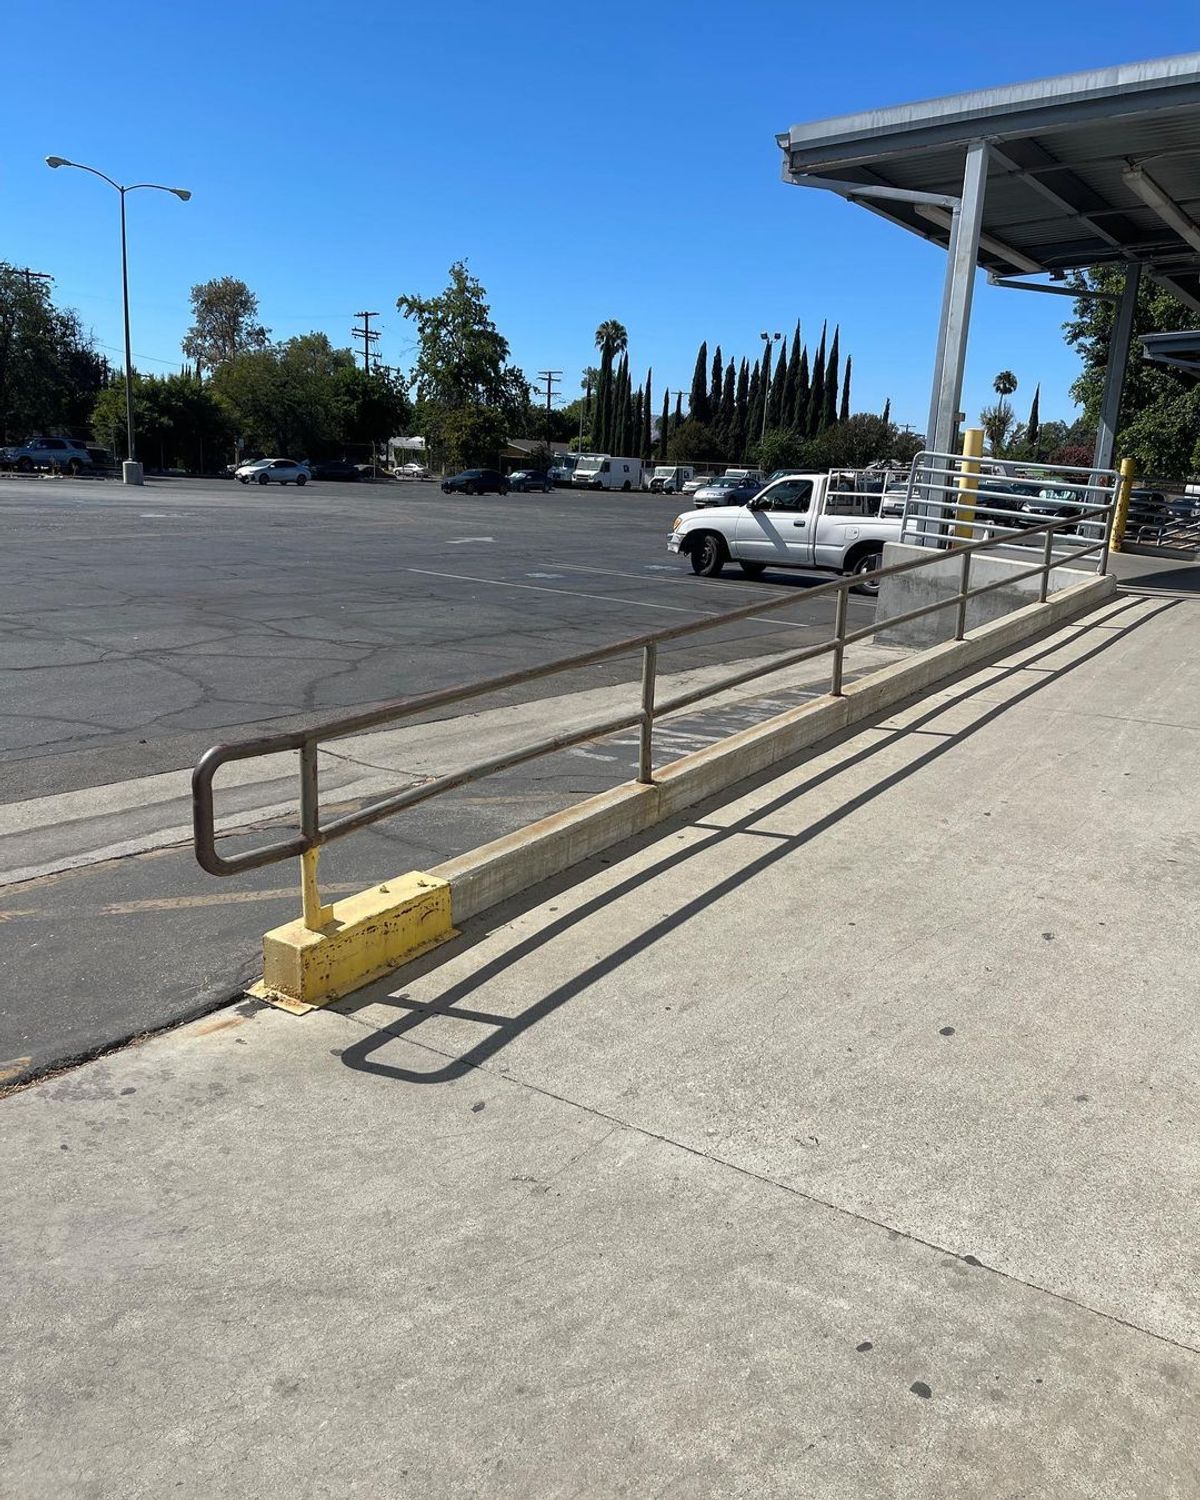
[9, 0, 1200, 433]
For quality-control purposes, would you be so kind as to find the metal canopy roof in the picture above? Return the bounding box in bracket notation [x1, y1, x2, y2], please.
[777, 54, 1200, 310]
[1141, 329, 1200, 377]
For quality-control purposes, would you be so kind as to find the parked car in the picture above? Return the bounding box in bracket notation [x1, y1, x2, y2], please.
[668, 471, 902, 594]
[442, 468, 509, 496]
[235, 457, 309, 486]
[396, 461, 431, 479]
[691, 475, 764, 509]
[1, 436, 93, 474]
[680, 473, 710, 496]
[85, 446, 116, 473]
[508, 469, 552, 493]
[308, 458, 361, 482]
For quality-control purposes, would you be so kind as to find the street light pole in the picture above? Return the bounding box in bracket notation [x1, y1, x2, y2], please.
[119, 186, 135, 466]
[46, 157, 191, 485]
[759, 331, 781, 444]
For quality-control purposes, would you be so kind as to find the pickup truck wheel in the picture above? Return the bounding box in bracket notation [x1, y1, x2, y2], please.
[849, 548, 884, 596]
[690, 533, 727, 577]
[738, 561, 767, 578]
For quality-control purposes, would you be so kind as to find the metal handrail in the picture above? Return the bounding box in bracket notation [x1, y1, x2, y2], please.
[193, 481, 1120, 929]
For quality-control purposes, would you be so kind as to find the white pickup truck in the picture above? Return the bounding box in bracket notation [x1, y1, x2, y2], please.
[667, 471, 904, 595]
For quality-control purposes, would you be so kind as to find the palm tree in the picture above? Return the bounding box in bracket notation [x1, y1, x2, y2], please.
[594, 320, 628, 358]
[993, 370, 1018, 398]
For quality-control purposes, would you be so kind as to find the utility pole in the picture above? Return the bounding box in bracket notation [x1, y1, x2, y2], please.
[535, 370, 561, 447]
[352, 312, 380, 374]
[2, 264, 54, 291]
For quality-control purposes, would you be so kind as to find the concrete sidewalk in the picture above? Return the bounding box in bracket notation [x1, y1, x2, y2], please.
[3, 588, 1198, 1497]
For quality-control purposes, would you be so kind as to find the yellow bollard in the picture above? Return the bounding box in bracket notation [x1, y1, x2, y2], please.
[955, 427, 984, 539]
[1108, 456, 1138, 554]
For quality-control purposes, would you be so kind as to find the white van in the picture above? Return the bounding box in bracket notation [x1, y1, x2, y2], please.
[573, 455, 644, 491]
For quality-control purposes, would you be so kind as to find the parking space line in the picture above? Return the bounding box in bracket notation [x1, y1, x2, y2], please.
[405, 569, 723, 616]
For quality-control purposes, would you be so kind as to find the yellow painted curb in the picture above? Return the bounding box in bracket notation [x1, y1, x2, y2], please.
[251, 872, 456, 1013]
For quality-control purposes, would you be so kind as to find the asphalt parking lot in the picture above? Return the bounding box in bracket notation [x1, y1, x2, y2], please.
[0, 474, 877, 801]
[0, 473, 886, 1082]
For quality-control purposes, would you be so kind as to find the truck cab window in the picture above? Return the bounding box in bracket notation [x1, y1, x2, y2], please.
[763, 480, 813, 512]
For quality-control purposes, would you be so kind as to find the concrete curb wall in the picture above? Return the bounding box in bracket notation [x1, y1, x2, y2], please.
[875, 541, 1096, 648]
[435, 571, 1116, 924]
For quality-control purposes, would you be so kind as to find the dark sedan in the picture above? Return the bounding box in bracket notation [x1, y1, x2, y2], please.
[442, 468, 509, 496]
[508, 469, 552, 493]
[308, 458, 361, 481]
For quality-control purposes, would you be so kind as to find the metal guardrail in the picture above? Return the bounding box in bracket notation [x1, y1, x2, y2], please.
[193, 454, 1124, 930]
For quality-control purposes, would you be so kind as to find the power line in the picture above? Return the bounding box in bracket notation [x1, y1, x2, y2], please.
[352, 311, 380, 374]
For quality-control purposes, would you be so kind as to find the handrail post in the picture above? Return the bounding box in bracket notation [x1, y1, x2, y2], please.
[955, 549, 971, 640]
[299, 742, 332, 931]
[1106, 456, 1137, 562]
[830, 585, 849, 696]
[637, 643, 657, 785]
[1039, 522, 1056, 602]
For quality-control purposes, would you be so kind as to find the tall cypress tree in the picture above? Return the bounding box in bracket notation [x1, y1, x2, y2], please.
[733, 358, 750, 460]
[660, 388, 670, 459]
[747, 358, 764, 448]
[882, 396, 892, 428]
[769, 340, 789, 430]
[673, 391, 683, 431]
[709, 345, 723, 417]
[1026, 384, 1041, 453]
[718, 360, 735, 453]
[595, 345, 612, 452]
[630, 385, 642, 462]
[823, 326, 840, 429]
[793, 345, 811, 431]
[613, 355, 629, 454]
[642, 368, 653, 461]
[689, 341, 710, 424]
[807, 323, 827, 436]
[839, 356, 852, 423]
[783, 322, 802, 426]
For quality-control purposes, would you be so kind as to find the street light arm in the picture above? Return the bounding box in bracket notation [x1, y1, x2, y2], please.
[46, 158, 123, 192]
[127, 183, 192, 200]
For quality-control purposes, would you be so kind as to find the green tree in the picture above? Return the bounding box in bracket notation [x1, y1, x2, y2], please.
[980, 401, 1017, 455]
[0, 266, 107, 442]
[747, 359, 763, 445]
[334, 366, 412, 451]
[659, 387, 670, 460]
[769, 340, 788, 428]
[732, 358, 749, 460]
[1064, 267, 1200, 474]
[752, 427, 806, 473]
[211, 332, 358, 457]
[642, 368, 653, 461]
[807, 324, 827, 435]
[993, 369, 1018, 398]
[689, 341, 710, 425]
[1025, 383, 1041, 455]
[181, 277, 269, 376]
[92, 370, 232, 470]
[667, 419, 722, 463]
[397, 262, 529, 471]
[792, 344, 810, 430]
[709, 345, 722, 417]
[823, 326, 840, 429]
[783, 323, 802, 423]
[839, 356, 852, 423]
[718, 360, 735, 449]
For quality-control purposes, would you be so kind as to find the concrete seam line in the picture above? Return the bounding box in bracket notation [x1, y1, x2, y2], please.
[434, 574, 1115, 924]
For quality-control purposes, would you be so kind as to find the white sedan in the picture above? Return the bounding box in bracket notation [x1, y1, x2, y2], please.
[235, 458, 309, 486]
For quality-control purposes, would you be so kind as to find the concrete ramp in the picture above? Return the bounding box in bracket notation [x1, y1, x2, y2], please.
[3, 590, 1198, 1497]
